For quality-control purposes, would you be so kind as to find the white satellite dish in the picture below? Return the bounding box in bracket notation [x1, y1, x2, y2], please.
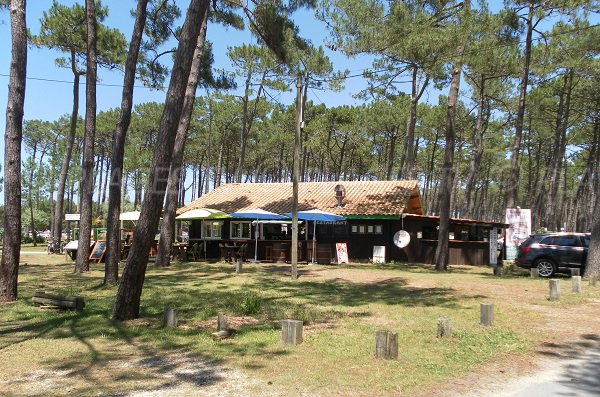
[393, 230, 411, 248]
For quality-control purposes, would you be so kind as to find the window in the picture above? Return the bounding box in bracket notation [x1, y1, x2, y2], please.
[351, 224, 383, 234]
[202, 221, 223, 239]
[230, 221, 251, 239]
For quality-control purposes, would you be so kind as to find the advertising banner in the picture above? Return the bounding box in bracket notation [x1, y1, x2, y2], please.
[505, 208, 532, 260]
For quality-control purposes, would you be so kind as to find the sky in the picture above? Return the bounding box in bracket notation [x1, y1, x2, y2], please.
[1, 1, 595, 192]
[0, 0, 372, 141]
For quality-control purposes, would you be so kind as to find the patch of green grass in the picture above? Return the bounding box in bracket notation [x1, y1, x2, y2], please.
[2, 259, 597, 396]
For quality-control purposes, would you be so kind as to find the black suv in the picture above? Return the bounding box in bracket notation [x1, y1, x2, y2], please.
[514, 232, 590, 277]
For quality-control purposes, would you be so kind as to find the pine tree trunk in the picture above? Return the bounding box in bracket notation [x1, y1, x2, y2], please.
[1, 0, 27, 302]
[112, 0, 211, 321]
[434, 16, 466, 271]
[102, 0, 148, 283]
[463, 76, 487, 218]
[52, 56, 81, 252]
[156, 9, 209, 268]
[505, 4, 533, 209]
[75, 0, 98, 274]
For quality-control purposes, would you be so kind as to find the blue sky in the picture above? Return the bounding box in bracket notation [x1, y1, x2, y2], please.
[0, 1, 371, 141]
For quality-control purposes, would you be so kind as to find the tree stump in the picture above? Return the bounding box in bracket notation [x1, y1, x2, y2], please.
[480, 303, 494, 326]
[570, 268, 581, 277]
[549, 279, 560, 301]
[437, 317, 452, 338]
[375, 330, 398, 359]
[163, 307, 177, 328]
[530, 268, 539, 278]
[217, 312, 228, 331]
[235, 258, 243, 274]
[282, 319, 303, 345]
[572, 276, 582, 294]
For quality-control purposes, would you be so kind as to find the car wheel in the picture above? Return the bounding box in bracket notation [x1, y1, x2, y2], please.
[534, 258, 555, 277]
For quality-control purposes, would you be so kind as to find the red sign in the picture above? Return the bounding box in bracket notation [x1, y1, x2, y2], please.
[335, 243, 349, 264]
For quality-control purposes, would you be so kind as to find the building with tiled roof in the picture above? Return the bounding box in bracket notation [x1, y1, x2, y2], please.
[177, 180, 423, 217]
[177, 180, 505, 266]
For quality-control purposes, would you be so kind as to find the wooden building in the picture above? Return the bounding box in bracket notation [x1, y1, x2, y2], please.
[176, 180, 506, 265]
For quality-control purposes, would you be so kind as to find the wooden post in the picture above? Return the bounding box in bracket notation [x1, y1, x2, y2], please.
[549, 279, 560, 301]
[480, 303, 494, 326]
[572, 276, 582, 294]
[437, 317, 452, 338]
[570, 268, 581, 277]
[530, 268, 539, 278]
[375, 330, 398, 359]
[590, 276, 598, 287]
[163, 307, 177, 328]
[282, 319, 303, 345]
[235, 258, 243, 274]
[217, 312, 228, 331]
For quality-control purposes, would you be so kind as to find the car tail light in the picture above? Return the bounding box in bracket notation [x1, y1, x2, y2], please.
[520, 246, 531, 255]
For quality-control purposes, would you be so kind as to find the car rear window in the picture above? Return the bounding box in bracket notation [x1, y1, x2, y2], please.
[582, 236, 590, 248]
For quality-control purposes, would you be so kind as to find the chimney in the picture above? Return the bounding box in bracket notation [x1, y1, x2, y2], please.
[334, 184, 346, 207]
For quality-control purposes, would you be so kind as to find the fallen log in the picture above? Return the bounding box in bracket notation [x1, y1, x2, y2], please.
[32, 292, 85, 310]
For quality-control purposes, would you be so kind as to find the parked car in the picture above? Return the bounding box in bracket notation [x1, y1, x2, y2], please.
[514, 232, 590, 277]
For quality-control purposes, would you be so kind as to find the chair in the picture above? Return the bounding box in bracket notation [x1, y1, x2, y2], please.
[219, 243, 227, 262]
[238, 243, 248, 262]
[189, 243, 201, 261]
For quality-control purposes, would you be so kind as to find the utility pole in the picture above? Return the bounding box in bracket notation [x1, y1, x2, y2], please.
[291, 73, 303, 280]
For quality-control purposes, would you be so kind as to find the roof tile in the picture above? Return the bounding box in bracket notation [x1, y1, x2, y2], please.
[177, 180, 422, 216]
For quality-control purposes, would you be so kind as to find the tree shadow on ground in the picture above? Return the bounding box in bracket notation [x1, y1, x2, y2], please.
[534, 334, 600, 396]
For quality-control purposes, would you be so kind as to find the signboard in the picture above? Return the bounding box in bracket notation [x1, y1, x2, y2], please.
[373, 246, 385, 264]
[335, 243, 349, 264]
[489, 228, 498, 266]
[64, 213, 80, 221]
[89, 240, 107, 263]
[505, 208, 531, 260]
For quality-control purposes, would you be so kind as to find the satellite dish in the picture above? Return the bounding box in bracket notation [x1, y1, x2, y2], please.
[393, 230, 411, 248]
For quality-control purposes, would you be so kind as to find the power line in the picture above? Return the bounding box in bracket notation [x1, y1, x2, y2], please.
[0, 72, 164, 90]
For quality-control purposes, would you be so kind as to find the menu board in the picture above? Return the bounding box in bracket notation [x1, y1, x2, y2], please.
[335, 243, 349, 264]
[89, 240, 107, 262]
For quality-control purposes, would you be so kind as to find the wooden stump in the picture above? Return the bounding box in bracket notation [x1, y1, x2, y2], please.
[32, 292, 85, 311]
[163, 307, 177, 328]
[217, 312, 228, 331]
[590, 276, 598, 287]
[375, 330, 398, 360]
[480, 303, 494, 326]
[437, 317, 452, 338]
[570, 268, 581, 277]
[549, 279, 560, 301]
[572, 276, 582, 294]
[235, 259, 243, 274]
[282, 319, 303, 345]
[530, 268, 539, 278]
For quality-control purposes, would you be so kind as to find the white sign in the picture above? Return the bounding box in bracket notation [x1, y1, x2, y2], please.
[373, 246, 386, 264]
[505, 208, 531, 260]
[489, 228, 498, 266]
[64, 213, 80, 221]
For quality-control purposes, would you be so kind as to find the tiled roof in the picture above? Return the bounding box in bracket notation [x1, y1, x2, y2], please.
[177, 180, 423, 217]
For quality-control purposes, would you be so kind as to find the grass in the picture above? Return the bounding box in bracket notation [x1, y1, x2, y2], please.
[1, 255, 599, 396]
